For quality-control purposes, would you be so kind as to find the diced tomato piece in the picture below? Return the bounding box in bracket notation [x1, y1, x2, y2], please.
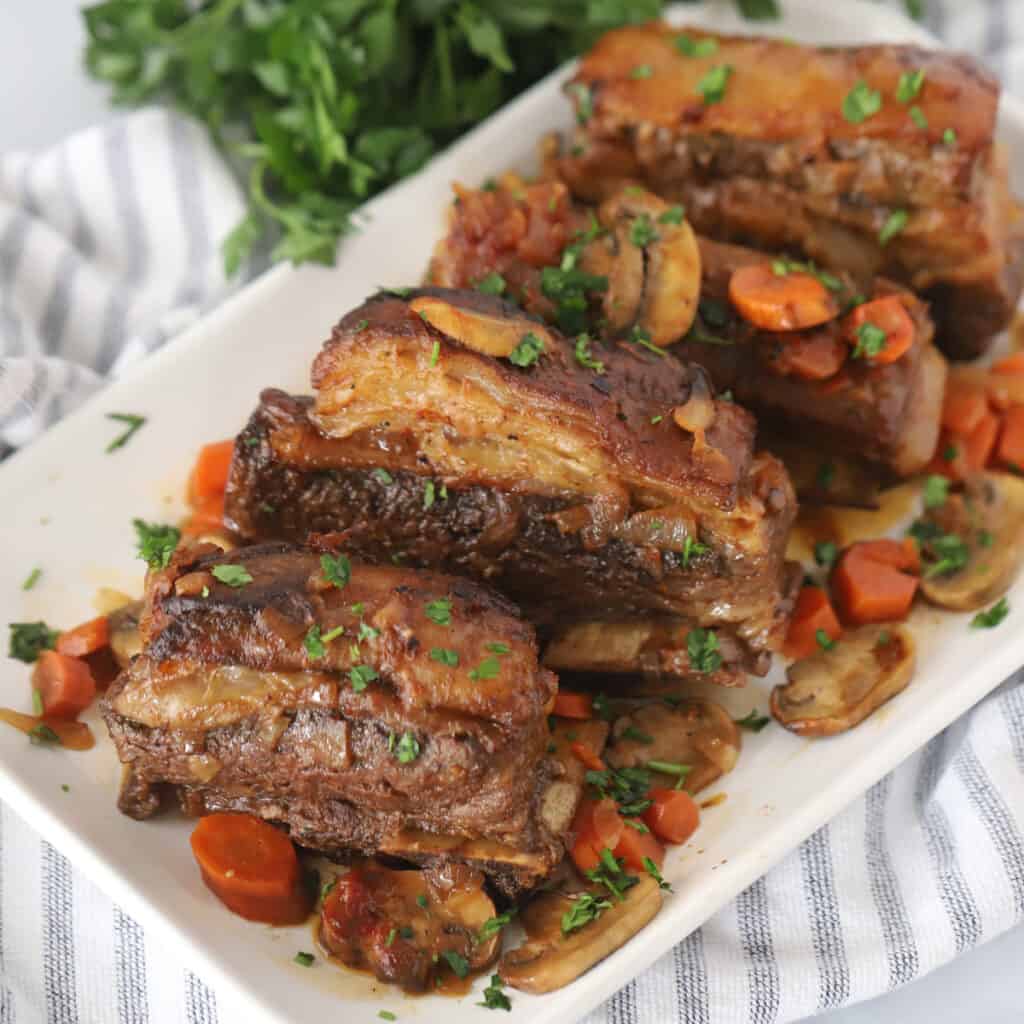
[783, 586, 842, 661]
[56, 616, 109, 658]
[31, 651, 97, 719]
[643, 788, 701, 845]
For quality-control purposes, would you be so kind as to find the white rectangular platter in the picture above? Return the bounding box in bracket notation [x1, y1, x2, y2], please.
[2, 2, 1024, 1021]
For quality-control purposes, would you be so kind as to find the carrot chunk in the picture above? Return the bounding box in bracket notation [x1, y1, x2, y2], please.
[763, 329, 847, 381]
[31, 651, 97, 719]
[188, 440, 235, 502]
[963, 409, 1000, 472]
[783, 586, 842, 661]
[832, 541, 919, 626]
[997, 405, 1024, 470]
[552, 691, 593, 719]
[570, 741, 605, 772]
[642, 788, 700, 845]
[570, 797, 623, 874]
[992, 352, 1024, 375]
[729, 264, 839, 332]
[614, 821, 665, 872]
[182, 492, 226, 537]
[190, 813, 311, 925]
[56, 616, 110, 658]
[843, 296, 915, 366]
[941, 383, 989, 435]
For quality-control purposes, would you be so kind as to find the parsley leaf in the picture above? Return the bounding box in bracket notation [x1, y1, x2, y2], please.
[879, 209, 909, 246]
[430, 647, 459, 667]
[971, 597, 1009, 630]
[630, 64, 653, 80]
[896, 68, 925, 104]
[304, 624, 343, 659]
[816, 628, 837, 651]
[394, 732, 420, 763]
[441, 950, 469, 978]
[371, 468, 393, 485]
[735, 709, 771, 732]
[211, 564, 253, 588]
[425, 598, 452, 626]
[923, 475, 950, 509]
[133, 518, 180, 569]
[105, 413, 146, 453]
[658, 205, 685, 225]
[843, 80, 883, 124]
[629, 214, 659, 247]
[574, 333, 605, 374]
[478, 909, 516, 942]
[321, 552, 351, 589]
[469, 656, 501, 681]
[293, 952, 314, 967]
[8, 622, 59, 663]
[853, 321, 887, 360]
[478, 974, 511, 1011]
[475, 271, 506, 296]
[697, 64, 733, 105]
[509, 332, 545, 368]
[643, 856, 673, 891]
[21, 568, 42, 591]
[686, 628, 722, 673]
[561, 892, 611, 934]
[349, 664, 378, 692]
[675, 35, 719, 58]
[814, 541, 839, 569]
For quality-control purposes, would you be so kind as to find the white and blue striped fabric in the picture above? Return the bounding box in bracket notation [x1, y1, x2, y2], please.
[2, 2, 1024, 1022]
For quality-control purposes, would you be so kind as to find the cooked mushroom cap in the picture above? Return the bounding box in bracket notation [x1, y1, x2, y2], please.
[919, 472, 1024, 612]
[409, 295, 555, 359]
[108, 600, 143, 668]
[606, 699, 741, 794]
[498, 875, 662, 993]
[771, 624, 915, 737]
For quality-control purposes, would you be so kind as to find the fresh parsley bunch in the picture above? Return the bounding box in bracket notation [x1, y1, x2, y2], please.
[82, 0, 664, 274]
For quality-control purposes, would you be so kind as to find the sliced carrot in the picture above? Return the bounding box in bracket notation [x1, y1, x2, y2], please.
[783, 586, 842, 661]
[832, 542, 919, 626]
[992, 352, 1024, 375]
[31, 651, 97, 720]
[570, 741, 605, 772]
[763, 329, 847, 381]
[570, 797, 624, 873]
[553, 691, 593, 719]
[642, 788, 700, 845]
[188, 440, 235, 503]
[997, 405, 1024, 469]
[56, 616, 110, 658]
[843, 296, 915, 365]
[923, 429, 968, 481]
[847, 537, 920, 574]
[614, 821, 665, 871]
[964, 409, 1000, 471]
[729, 263, 839, 332]
[182, 492, 226, 537]
[941, 383, 989, 435]
[190, 813, 311, 925]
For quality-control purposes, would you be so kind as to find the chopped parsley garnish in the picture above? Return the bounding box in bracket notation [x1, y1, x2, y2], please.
[201, 586, 210, 598]
[630, 64, 653, 79]
[978, 529, 994, 548]
[842, 80, 882, 123]
[646, 761, 692, 790]
[372, 468, 393, 485]
[697, 64, 733, 105]
[357, 622, 379, 642]
[211, 564, 253, 587]
[21, 568, 41, 592]
[430, 647, 459, 667]
[132, 518, 180, 569]
[675, 34, 719, 58]
[351, 602, 365, 616]
[486, 642, 510, 655]
[469, 656, 500, 682]
[621, 725, 653, 744]
[385, 928, 397, 946]
[651, 415, 663, 425]
[478, 974, 511, 1011]
[425, 597, 452, 625]
[853, 321, 887, 360]
[32, 690, 44, 716]
[475, 271, 506, 296]
[293, 952, 314, 967]
[29, 724, 61, 746]
[561, 891, 611, 934]
[585, 848, 639, 902]
[879, 209, 909, 246]
[61, 784, 70, 793]
[540, 229, 607, 333]
[686, 628, 722, 673]
[586, 765, 652, 815]
[817, 461, 836, 490]
[304, 624, 344, 659]
[395, 732, 420, 763]
[923, 474, 950, 509]
[630, 326, 665, 357]
[478, 908, 516, 942]
[441, 950, 469, 978]
[735, 709, 771, 732]
[321, 552, 351, 589]
[909, 105, 928, 130]
[568, 81, 593, 124]
[624, 818, 650, 833]
[574, 333, 605, 374]
[921, 533, 969, 579]
[509, 332, 545, 368]
[378, 1012, 397, 1022]
[679, 535, 709, 567]
[816, 628, 837, 651]
[416, 894, 428, 909]
[971, 597, 1009, 630]
[943, 127, 957, 146]
[9, 622, 59, 663]
[592, 692, 614, 721]
[423, 480, 436, 509]
[771, 258, 843, 292]
[628, 214, 659, 247]
[658, 205, 685, 225]
[896, 68, 925, 104]
[942, 444, 959, 463]
[105, 412, 146, 453]
[429, 340, 440, 366]
[814, 540, 839, 569]
[349, 664, 378, 692]
[643, 856, 673, 892]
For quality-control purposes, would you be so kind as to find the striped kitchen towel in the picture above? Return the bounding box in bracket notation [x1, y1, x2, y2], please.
[3, 1, 1024, 1022]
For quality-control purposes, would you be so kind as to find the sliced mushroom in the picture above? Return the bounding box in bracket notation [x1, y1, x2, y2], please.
[588, 189, 702, 346]
[108, 600, 143, 668]
[408, 296, 555, 360]
[771, 624, 915, 737]
[919, 472, 1024, 612]
[498, 876, 662, 993]
[606, 699, 741, 794]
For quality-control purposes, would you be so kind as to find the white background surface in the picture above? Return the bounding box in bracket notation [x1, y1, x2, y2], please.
[2, 2, 1023, 1021]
